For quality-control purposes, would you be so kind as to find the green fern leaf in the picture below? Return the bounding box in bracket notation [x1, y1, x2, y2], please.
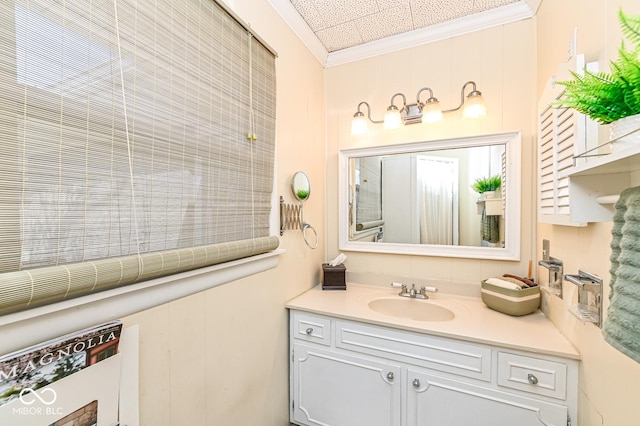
[553, 10, 640, 124]
[620, 9, 640, 47]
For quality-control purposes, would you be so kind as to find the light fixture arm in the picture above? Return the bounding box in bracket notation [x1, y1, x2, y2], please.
[415, 87, 436, 105]
[388, 93, 407, 112]
[442, 80, 478, 113]
[355, 101, 384, 124]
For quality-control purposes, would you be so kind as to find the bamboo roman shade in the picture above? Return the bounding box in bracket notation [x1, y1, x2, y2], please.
[0, 0, 278, 314]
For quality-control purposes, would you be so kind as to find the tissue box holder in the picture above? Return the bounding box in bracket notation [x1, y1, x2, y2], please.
[480, 280, 540, 316]
[322, 263, 346, 290]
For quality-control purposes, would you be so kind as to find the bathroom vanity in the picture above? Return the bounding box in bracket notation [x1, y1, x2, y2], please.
[287, 283, 579, 426]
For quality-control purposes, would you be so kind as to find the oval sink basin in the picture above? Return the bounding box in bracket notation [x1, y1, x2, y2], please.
[368, 298, 455, 322]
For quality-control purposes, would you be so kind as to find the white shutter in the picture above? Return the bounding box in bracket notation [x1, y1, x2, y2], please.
[537, 54, 596, 226]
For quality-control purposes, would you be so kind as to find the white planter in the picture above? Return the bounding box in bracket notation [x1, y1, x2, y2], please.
[609, 113, 640, 152]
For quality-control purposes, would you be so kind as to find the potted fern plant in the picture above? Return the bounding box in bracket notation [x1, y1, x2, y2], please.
[472, 175, 501, 197]
[555, 9, 640, 150]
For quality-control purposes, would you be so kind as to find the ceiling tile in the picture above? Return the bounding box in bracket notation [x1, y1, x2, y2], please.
[291, 0, 328, 31]
[355, 4, 415, 44]
[316, 21, 364, 51]
[310, 0, 379, 28]
[473, 0, 520, 13]
[376, 0, 411, 11]
[411, 0, 475, 28]
[283, 0, 532, 56]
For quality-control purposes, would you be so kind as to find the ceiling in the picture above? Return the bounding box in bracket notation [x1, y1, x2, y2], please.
[290, 0, 520, 52]
[268, 0, 539, 67]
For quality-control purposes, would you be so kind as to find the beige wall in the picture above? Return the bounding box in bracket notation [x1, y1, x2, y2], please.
[121, 0, 326, 424]
[325, 19, 538, 288]
[536, 1, 640, 425]
[118, 1, 640, 425]
[326, 2, 640, 424]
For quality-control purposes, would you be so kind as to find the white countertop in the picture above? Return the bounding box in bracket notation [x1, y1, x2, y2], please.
[286, 283, 581, 360]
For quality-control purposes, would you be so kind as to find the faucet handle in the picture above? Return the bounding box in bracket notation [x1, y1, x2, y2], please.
[391, 282, 408, 293]
[418, 286, 438, 298]
[391, 282, 411, 297]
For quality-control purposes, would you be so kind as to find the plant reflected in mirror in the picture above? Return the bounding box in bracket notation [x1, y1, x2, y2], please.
[472, 175, 502, 194]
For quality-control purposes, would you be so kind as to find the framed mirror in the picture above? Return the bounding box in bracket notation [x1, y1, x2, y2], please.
[338, 131, 521, 260]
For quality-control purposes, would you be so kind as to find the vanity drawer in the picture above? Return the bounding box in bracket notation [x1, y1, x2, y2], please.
[335, 320, 491, 381]
[291, 312, 332, 346]
[497, 352, 567, 400]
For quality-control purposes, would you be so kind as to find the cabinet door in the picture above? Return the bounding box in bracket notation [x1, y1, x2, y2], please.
[291, 343, 401, 426]
[406, 369, 567, 426]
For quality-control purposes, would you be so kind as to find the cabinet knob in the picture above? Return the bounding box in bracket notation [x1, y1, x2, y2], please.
[412, 378, 420, 388]
[386, 372, 394, 381]
[527, 373, 539, 385]
[305, 327, 313, 335]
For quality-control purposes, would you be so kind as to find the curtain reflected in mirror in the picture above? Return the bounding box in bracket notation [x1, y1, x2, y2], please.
[417, 156, 458, 245]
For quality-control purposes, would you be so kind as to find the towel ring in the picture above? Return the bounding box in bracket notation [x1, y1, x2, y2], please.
[302, 222, 318, 249]
[279, 171, 319, 249]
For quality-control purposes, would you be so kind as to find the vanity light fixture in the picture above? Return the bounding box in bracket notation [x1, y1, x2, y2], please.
[351, 81, 487, 135]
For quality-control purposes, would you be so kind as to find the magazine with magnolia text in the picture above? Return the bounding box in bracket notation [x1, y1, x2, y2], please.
[0, 321, 122, 407]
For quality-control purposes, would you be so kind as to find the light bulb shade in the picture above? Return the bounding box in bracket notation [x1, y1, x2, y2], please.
[351, 113, 368, 135]
[421, 99, 443, 124]
[384, 106, 402, 129]
[462, 91, 487, 119]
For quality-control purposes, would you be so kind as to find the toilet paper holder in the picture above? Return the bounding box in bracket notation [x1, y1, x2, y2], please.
[538, 257, 564, 299]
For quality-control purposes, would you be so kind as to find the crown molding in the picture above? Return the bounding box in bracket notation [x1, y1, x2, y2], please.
[266, 0, 328, 65]
[268, 0, 536, 68]
[325, 2, 536, 67]
[525, 0, 542, 14]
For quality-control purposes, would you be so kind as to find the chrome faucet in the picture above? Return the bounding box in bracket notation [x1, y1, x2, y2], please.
[391, 283, 438, 299]
[395, 283, 411, 297]
[409, 284, 418, 297]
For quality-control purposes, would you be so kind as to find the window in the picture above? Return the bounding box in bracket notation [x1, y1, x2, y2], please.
[0, 0, 278, 314]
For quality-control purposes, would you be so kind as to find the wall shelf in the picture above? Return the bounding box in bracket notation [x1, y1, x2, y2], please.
[534, 57, 640, 224]
[476, 195, 503, 216]
[562, 143, 640, 178]
[555, 135, 640, 223]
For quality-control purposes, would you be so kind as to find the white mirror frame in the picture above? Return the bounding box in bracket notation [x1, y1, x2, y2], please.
[338, 131, 521, 260]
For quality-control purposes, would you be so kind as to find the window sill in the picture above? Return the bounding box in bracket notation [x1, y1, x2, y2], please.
[0, 249, 285, 354]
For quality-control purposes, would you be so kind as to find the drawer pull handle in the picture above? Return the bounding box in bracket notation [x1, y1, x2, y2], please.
[412, 378, 420, 388]
[527, 373, 539, 385]
[305, 327, 313, 335]
[386, 372, 394, 381]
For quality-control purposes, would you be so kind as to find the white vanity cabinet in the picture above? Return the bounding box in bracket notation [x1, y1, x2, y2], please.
[291, 343, 402, 426]
[289, 310, 577, 426]
[406, 369, 568, 426]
